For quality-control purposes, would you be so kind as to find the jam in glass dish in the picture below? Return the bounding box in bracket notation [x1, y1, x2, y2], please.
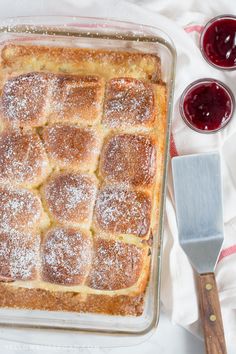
[200, 15, 236, 70]
[179, 79, 234, 133]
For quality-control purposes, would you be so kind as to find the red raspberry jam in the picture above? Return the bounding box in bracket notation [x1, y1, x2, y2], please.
[200, 15, 236, 69]
[180, 79, 234, 133]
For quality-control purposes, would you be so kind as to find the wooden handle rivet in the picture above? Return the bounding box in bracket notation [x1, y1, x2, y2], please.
[205, 283, 213, 291]
[209, 314, 217, 322]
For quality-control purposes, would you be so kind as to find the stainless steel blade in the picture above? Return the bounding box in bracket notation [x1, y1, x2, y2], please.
[172, 153, 224, 274]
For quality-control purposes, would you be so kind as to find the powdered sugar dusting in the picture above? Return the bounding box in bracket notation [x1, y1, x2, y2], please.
[42, 227, 93, 285]
[0, 229, 40, 280]
[1, 72, 49, 128]
[0, 131, 50, 186]
[101, 134, 156, 186]
[94, 186, 151, 237]
[103, 78, 154, 128]
[43, 124, 100, 169]
[0, 68, 157, 295]
[88, 238, 144, 290]
[44, 173, 97, 225]
[49, 75, 103, 124]
[0, 187, 42, 232]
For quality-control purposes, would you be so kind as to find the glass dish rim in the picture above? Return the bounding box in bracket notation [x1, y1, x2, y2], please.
[0, 14, 176, 338]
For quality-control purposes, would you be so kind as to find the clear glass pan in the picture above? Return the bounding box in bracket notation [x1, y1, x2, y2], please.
[0, 15, 176, 347]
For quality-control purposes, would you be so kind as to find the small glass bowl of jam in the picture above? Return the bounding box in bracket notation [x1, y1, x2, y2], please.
[179, 78, 234, 133]
[200, 15, 236, 70]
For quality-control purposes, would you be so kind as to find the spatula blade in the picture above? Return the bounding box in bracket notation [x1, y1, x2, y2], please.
[172, 153, 224, 274]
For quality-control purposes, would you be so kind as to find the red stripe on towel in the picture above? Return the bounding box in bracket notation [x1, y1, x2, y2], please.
[170, 133, 179, 158]
[184, 25, 204, 34]
[218, 245, 236, 263]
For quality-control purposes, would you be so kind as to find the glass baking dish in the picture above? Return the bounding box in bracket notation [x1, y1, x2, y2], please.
[0, 16, 176, 347]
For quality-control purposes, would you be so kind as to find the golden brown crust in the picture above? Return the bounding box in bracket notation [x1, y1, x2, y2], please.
[99, 133, 157, 187]
[0, 71, 105, 129]
[103, 78, 157, 128]
[42, 124, 100, 171]
[0, 284, 145, 316]
[93, 186, 152, 238]
[0, 186, 43, 232]
[41, 172, 97, 228]
[87, 237, 148, 290]
[0, 72, 51, 129]
[0, 130, 51, 188]
[41, 227, 93, 286]
[48, 75, 105, 125]
[1, 44, 161, 83]
[0, 230, 40, 281]
[0, 43, 167, 317]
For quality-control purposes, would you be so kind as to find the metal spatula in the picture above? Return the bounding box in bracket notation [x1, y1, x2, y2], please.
[172, 153, 227, 354]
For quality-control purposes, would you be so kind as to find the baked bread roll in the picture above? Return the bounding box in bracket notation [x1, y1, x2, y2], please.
[99, 133, 157, 187]
[0, 229, 40, 281]
[0, 72, 51, 129]
[41, 172, 97, 228]
[0, 130, 51, 188]
[87, 237, 148, 291]
[93, 185, 152, 238]
[103, 78, 157, 129]
[42, 124, 100, 172]
[48, 75, 104, 125]
[41, 227, 93, 286]
[0, 186, 44, 232]
[0, 43, 167, 316]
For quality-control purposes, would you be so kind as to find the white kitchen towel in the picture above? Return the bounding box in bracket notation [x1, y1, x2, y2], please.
[0, 0, 235, 352]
